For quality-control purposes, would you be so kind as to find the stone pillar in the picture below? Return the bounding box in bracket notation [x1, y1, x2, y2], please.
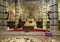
[15, 0, 21, 28]
[58, 1, 60, 20]
[49, 0, 58, 31]
[0, 0, 8, 31]
[42, 0, 48, 30]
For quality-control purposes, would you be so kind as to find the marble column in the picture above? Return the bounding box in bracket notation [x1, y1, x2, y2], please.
[0, 0, 8, 32]
[42, 0, 48, 30]
[15, 0, 21, 28]
[49, 0, 58, 31]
